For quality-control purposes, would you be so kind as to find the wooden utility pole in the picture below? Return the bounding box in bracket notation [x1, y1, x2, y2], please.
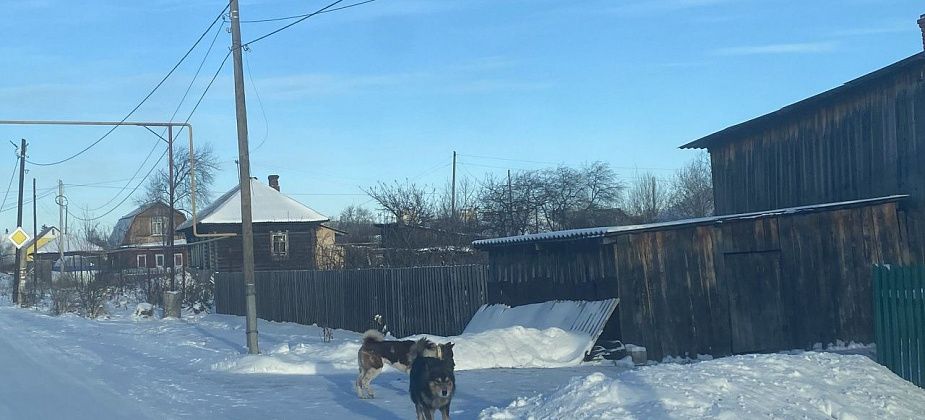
[12, 139, 26, 305]
[31, 178, 37, 302]
[58, 180, 65, 276]
[167, 125, 175, 291]
[230, 0, 260, 354]
[451, 151, 457, 219]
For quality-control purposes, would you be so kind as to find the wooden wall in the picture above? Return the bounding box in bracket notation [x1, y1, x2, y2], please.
[184, 222, 323, 271]
[611, 201, 910, 360]
[708, 64, 925, 259]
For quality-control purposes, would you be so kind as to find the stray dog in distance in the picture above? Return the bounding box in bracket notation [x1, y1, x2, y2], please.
[409, 338, 456, 420]
[356, 330, 446, 399]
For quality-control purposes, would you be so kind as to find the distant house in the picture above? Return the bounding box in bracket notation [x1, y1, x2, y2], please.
[178, 175, 340, 271]
[108, 202, 188, 271]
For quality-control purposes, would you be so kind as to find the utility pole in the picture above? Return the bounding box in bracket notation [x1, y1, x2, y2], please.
[451, 151, 457, 220]
[507, 169, 513, 236]
[58, 180, 65, 278]
[167, 125, 175, 291]
[230, 0, 259, 354]
[32, 178, 37, 302]
[12, 139, 26, 305]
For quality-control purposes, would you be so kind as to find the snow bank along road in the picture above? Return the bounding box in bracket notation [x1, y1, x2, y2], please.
[2, 302, 925, 419]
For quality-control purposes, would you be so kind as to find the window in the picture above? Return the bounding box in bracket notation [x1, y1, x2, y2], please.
[151, 217, 165, 236]
[271, 231, 289, 258]
[174, 253, 183, 267]
[137, 254, 147, 268]
[155, 254, 165, 268]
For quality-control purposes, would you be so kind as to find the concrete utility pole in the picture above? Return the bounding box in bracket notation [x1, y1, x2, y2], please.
[230, 0, 260, 355]
[451, 151, 457, 219]
[12, 139, 26, 305]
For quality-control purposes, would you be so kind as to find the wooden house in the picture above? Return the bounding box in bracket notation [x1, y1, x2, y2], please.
[178, 176, 340, 271]
[474, 19, 925, 360]
[108, 202, 188, 270]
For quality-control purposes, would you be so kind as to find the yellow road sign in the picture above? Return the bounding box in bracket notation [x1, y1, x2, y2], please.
[9, 227, 30, 249]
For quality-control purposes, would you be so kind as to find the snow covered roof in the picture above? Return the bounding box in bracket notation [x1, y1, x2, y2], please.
[177, 179, 328, 230]
[37, 235, 105, 254]
[473, 195, 909, 248]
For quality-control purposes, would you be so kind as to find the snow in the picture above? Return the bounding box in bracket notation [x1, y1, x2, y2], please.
[1, 286, 923, 419]
[177, 179, 328, 229]
[481, 352, 925, 419]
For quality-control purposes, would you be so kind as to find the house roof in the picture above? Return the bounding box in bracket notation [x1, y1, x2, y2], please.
[177, 179, 329, 230]
[472, 195, 908, 248]
[680, 52, 925, 150]
[109, 202, 183, 246]
[37, 235, 105, 255]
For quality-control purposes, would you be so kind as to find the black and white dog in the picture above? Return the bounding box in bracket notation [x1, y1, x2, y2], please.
[409, 338, 456, 420]
[356, 331, 451, 399]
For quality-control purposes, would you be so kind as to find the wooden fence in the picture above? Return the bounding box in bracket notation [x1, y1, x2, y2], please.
[874, 265, 925, 387]
[214, 265, 490, 338]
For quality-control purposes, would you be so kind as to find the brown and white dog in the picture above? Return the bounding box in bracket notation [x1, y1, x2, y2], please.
[356, 330, 449, 399]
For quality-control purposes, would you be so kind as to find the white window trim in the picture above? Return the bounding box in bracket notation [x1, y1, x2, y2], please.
[137, 254, 147, 268]
[151, 217, 165, 236]
[155, 254, 165, 268]
[174, 253, 183, 267]
[271, 231, 289, 257]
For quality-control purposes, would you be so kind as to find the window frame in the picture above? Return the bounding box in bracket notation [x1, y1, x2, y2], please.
[271, 231, 289, 259]
[151, 217, 166, 236]
[155, 254, 165, 268]
[174, 253, 183, 267]
[137, 254, 147, 268]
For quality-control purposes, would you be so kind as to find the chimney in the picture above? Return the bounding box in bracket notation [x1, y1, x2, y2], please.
[919, 14, 925, 51]
[268, 174, 280, 191]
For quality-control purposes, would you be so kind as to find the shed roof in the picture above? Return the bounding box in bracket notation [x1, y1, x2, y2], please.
[680, 52, 925, 150]
[177, 179, 328, 230]
[472, 195, 907, 248]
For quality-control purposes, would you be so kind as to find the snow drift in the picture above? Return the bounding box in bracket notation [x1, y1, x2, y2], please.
[480, 352, 925, 419]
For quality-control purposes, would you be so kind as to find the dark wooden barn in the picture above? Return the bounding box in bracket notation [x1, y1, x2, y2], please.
[474, 197, 911, 360]
[681, 50, 925, 260]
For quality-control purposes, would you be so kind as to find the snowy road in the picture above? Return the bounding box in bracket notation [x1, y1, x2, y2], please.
[3, 300, 925, 420]
[0, 304, 623, 419]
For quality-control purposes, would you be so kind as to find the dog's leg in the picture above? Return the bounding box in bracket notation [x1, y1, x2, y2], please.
[363, 367, 381, 399]
[440, 404, 451, 420]
[415, 405, 428, 420]
[356, 370, 366, 398]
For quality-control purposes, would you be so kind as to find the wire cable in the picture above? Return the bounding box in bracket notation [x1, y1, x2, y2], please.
[26, 3, 230, 167]
[245, 52, 270, 153]
[243, 0, 346, 47]
[241, 0, 376, 23]
[72, 52, 231, 221]
[0, 149, 19, 211]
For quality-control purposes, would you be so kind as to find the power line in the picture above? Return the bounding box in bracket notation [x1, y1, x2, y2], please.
[457, 152, 679, 172]
[245, 52, 270, 153]
[0, 149, 19, 211]
[25, 3, 230, 167]
[244, 0, 365, 47]
[241, 0, 376, 23]
[70, 52, 232, 221]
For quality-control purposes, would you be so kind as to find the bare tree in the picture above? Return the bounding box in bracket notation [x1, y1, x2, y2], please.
[669, 153, 714, 219]
[137, 143, 221, 213]
[625, 173, 670, 224]
[364, 179, 435, 226]
[540, 162, 625, 230]
[332, 205, 378, 244]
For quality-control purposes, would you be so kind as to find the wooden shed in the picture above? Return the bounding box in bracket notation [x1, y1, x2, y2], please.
[681, 51, 925, 260]
[473, 196, 911, 360]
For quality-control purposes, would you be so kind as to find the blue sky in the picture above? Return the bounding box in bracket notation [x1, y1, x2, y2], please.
[0, 0, 921, 233]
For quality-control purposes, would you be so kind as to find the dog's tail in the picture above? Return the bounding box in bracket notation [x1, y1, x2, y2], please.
[408, 337, 434, 366]
[362, 329, 385, 345]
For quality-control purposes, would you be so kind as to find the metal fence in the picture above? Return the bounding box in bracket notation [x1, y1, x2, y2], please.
[873, 265, 925, 387]
[214, 265, 490, 338]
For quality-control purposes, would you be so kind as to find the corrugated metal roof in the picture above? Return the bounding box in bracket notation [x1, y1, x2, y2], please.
[681, 52, 925, 150]
[473, 195, 908, 248]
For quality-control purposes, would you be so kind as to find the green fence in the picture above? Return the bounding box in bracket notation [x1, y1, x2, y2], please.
[873, 265, 925, 387]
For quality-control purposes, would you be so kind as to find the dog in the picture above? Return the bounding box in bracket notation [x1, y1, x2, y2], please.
[409, 338, 456, 420]
[356, 330, 448, 399]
